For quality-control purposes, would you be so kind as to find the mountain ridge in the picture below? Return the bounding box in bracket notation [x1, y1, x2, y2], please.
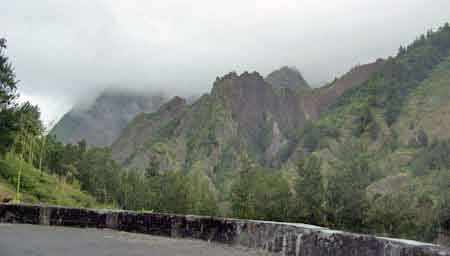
[51, 89, 167, 147]
[111, 59, 384, 171]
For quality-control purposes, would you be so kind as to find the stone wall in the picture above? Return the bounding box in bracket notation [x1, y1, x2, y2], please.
[0, 203, 449, 256]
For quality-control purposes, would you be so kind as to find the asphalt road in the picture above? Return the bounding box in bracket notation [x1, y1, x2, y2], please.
[0, 223, 268, 256]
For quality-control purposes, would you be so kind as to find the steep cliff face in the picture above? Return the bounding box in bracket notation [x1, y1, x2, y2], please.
[51, 90, 166, 147]
[112, 72, 300, 171]
[111, 63, 381, 171]
[212, 72, 309, 147]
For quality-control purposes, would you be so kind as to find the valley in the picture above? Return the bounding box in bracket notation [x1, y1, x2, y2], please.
[1, 22, 450, 246]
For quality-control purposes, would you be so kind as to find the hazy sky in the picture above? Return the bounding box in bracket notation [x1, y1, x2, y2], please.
[2, 0, 450, 125]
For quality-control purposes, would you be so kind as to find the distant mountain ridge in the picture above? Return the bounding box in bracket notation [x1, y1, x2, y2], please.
[51, 89, 166, 147]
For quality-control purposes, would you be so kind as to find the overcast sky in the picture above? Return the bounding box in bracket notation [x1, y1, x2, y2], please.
[2, 0, 450, 125]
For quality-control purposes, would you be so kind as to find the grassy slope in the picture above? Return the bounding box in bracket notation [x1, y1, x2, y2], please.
[0, 153, 97, 208]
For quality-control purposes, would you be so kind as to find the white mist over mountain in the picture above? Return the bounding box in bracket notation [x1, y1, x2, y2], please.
[2, 0, 450, 124]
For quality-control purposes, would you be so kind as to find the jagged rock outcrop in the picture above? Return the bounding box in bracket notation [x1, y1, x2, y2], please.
[266, 66, 310, 91]
[112, 71, 315, 171]
[212, 71, 309, 145]
[51, 89, 166, 147]
[111, 62, 382, 171]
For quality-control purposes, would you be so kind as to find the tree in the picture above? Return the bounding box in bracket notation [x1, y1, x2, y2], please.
[398, 46, 406, 56]
[0, 108, 20, 153]
[145, 156, 159, 178]
[255, 171, 292, 221]
[444, 22, 450, 32]
[158, 169, 188, 214]
[14, 103, 43, 158]
[141, 157, 162, 210]
[439, 201, 450, 233]
[417, 130, 429, 147]
[0, 40, 39, 154]
[435, 170, 450, 236]
[352, 103, 376, 137]
[294, 155, 325, 225]
[326, 141, 381, 230]
[365, 193, 419, 238]
[118, 170, 149, 210]
[185, 161, 219, 216]
[410, 139, 450, 176]
[300, 122, 320, 153]
[0, 38, 17, 108]
[76, 147, 121, 203]
[231, 152, 258, 219]
[77, 139, 87, 158]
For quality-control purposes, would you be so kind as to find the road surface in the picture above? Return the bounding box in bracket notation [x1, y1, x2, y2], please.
[0, 223, 268, 256]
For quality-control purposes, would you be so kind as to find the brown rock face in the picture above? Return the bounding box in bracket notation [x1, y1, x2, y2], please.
[112, 60, 384, 170]
[212, 72, 309, 140]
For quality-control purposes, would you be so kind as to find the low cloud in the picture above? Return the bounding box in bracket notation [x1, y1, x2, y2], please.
[2, 0, 449, 124]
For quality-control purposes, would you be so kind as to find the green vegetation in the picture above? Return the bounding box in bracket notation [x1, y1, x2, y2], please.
[298, 120, 340, 153]
[333, 23, 450, 126]
[230, 152, 291, 221]
[300, 24, 450, 243]
[0, 39, 97, 207]
[2, 23, 450, 246]
[185, 161, 219, 216]
[326, 141, 383, 231]
[0, 153, 96, 207]
[410, 139, 450, 176]
[294, 154, 325, 225]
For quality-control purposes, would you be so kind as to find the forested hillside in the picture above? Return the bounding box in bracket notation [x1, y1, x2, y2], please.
[288, 23, 450, 243]
[1, 23, 450, 245]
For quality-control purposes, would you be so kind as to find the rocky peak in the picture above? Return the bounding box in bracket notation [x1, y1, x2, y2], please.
[209, 70, 308, 158]
[214, 71, 265, 86]
[265, 66, 310, 91]
[111, 59, 384, 171]
[211, 71, 267, 100]
[214, 72, 238, 83]
[160, 96, 186, 112]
